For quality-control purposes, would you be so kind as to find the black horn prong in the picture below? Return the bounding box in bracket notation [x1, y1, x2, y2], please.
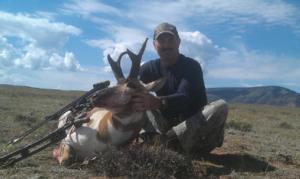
[107, 54, 125, 82]
[127, 38, 148, 79]
[107, 38, 148, 81]
[138, 38, 148, 58]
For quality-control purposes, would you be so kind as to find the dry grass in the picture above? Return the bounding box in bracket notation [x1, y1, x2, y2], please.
[0, 85, 300, 178]
[76, 145, 195, 178]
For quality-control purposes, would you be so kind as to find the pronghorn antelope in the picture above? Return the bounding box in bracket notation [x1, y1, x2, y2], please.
[53, 38, 166, 165]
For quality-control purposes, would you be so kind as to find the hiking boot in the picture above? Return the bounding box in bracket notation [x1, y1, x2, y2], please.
[190, 124, 225, 155]
[216, 125, 225, 147]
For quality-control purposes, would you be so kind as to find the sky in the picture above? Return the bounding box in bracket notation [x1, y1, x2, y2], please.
[0, 0, 299, 92]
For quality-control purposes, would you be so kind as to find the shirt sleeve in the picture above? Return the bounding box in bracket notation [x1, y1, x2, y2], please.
[160, 78, 191, 114]
[160, 62, 207, 118]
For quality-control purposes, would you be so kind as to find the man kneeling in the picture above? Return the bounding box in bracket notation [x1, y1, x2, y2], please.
[132, 22, 228, 153]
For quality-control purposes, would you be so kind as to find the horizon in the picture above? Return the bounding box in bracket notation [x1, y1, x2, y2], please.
[0, 1, 299, 92]
[1, 83, 299, 94]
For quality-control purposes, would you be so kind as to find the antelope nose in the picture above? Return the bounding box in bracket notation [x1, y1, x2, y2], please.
[53, 148, 60, 158]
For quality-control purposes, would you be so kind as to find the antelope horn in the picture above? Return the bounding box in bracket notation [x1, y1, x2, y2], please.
[127, 38, 148, 79]
[107, 51, 127, 82]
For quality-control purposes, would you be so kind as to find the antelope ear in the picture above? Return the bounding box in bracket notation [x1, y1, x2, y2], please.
[144, 77, 167, 92]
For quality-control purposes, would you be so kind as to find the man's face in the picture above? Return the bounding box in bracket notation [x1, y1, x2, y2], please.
[153, 33, 180, 67]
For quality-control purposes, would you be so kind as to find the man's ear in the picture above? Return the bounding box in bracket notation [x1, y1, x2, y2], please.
[153, 40, 158, 51]
[177, 37, 181, 48]
[144, 77, 167, 92]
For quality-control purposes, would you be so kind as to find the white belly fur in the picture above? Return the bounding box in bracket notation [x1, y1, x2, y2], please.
[62, 109, 142, 160]
[63, 109, 110, 159]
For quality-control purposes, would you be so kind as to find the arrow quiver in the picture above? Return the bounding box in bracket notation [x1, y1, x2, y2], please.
[0, 81, 110, 168]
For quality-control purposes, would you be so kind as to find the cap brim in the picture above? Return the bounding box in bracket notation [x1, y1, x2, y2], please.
[155, 31, 176, 40]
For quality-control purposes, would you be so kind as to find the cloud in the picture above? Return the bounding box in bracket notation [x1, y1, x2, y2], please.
[0, 11, 83, 72]
[47, 52, 83, 71]
[86, 26, 148, 75]
[61, 0, 122, 17]
[86, 38, 136, 73]
[35, 11, 58, 21]
[87, 39, 145, 76]
[186, 0, 298, 24]
[0, 68, 23, 85]
[207, 45, 300, 81]
[203, 44, 300, 92]
[179, 31, 220, 67]
[0, 11, 81, 47]
[124, 0, 300, 29]
[0, 36, 17, 67]
[0, 37, 83, 71]
[0, 66, 114, 91]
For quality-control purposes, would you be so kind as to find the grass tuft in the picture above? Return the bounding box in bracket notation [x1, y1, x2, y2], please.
[278, 122, 294, 129]
[226, 120, 253, 132]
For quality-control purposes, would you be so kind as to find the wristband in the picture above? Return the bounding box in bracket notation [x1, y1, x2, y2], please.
[160, 98, 168, 110]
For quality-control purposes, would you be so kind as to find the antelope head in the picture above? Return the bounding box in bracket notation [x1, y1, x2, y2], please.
[94, 38, 165, 114]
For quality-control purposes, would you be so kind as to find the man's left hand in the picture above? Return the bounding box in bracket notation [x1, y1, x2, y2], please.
[131, 92, 161, 111]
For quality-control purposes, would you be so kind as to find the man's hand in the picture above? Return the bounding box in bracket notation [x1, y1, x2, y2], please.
[131, 92, 162, 111]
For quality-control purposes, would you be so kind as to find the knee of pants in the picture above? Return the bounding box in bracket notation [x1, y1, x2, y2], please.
[203, 99, 228, 125]
[215, 99, 229, 117]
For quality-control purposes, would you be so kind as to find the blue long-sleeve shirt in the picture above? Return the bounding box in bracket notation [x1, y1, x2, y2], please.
[139, 54, 207, 121]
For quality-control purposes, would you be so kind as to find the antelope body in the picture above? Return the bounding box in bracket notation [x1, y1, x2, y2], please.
[53, 38, 165, 165]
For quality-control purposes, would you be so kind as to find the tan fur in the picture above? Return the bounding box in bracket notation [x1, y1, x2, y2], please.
[96, 110, 112, 143]
[87, 107, 104, 121]
[112, 115, 145, 132]
[58, 143, 73, 166]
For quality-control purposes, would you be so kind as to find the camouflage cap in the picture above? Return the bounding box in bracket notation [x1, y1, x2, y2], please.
[153, 22, 179, 40]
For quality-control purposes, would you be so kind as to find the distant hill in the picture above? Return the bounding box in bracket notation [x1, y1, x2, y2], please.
[1, 84, 299, 107]
[0, 84, 83, 98]
[207, 86, 300, 107]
